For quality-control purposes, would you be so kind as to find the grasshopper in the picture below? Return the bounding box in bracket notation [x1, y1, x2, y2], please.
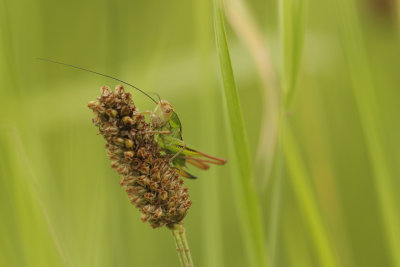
[149, 99, 226, 178]
[37, 58, 227, 178]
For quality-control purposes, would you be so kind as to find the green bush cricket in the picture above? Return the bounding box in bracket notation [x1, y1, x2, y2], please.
[37, 58, 227, 178]
[149, 98, 227, 178]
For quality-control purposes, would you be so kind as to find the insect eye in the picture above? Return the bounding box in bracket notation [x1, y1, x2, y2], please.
[166, 108, 171, 113]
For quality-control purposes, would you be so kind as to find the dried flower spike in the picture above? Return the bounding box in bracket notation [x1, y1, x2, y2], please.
[88, 85, 191, 228]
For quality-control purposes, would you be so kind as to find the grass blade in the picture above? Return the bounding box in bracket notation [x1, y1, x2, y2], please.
[224, 0, 280, 190]
[279, 0, 307, 109]
[213, 0, 268, 266]
[336, 0, 400, 266]
[195, 0, 224, 266]
[282, 122, 339, 267]
[278, 1, 340, 265]
[9, 127, 70, 266]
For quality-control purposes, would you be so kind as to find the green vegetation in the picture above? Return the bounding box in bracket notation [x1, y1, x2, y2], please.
[214, 0, 268, 266]
[0, 0, 399, 266]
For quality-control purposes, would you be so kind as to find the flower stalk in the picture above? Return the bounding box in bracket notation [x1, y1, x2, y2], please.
[171, 224, 190, 267]
[170, 223, 194, 267]
[178, 223, 194, 266]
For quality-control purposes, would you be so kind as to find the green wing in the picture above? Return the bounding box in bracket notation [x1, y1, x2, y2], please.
[155, 112, 182, 149]
[168, 111, 183, 140]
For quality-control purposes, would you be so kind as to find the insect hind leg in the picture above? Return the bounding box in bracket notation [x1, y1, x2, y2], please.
[169, 143, 187, 162]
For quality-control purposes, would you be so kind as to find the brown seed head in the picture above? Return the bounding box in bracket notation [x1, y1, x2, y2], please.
[88, 85, 191, 228]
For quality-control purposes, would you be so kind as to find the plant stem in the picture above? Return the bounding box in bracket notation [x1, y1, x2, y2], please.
[178, 223, 194, 267]
[214, 0, 269, 265]
[282, 120, 338, 267]
[171, 225, 189, 267]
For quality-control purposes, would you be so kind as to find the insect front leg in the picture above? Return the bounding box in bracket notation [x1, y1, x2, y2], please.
[135, 110, 152, 115]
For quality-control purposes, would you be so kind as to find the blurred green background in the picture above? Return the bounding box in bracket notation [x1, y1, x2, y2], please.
[1, 0, 399, 266]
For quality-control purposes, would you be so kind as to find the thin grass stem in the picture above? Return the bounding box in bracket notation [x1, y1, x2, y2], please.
[279, 0, 307, 110]
[171, 225, 189, 267]
[195, 0, 224, 265]
[224, 0, 280, 191]
[282, 121, 339, 267]
[336, 0, 400, 265]
[266, 132, 285, 266]
[10, 128, 70, 266]
[277, 0, 339, 265]
[179, 223, 194, 267]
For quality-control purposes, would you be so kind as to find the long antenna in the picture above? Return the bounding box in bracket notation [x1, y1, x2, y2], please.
[36, 57, 157, 103]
